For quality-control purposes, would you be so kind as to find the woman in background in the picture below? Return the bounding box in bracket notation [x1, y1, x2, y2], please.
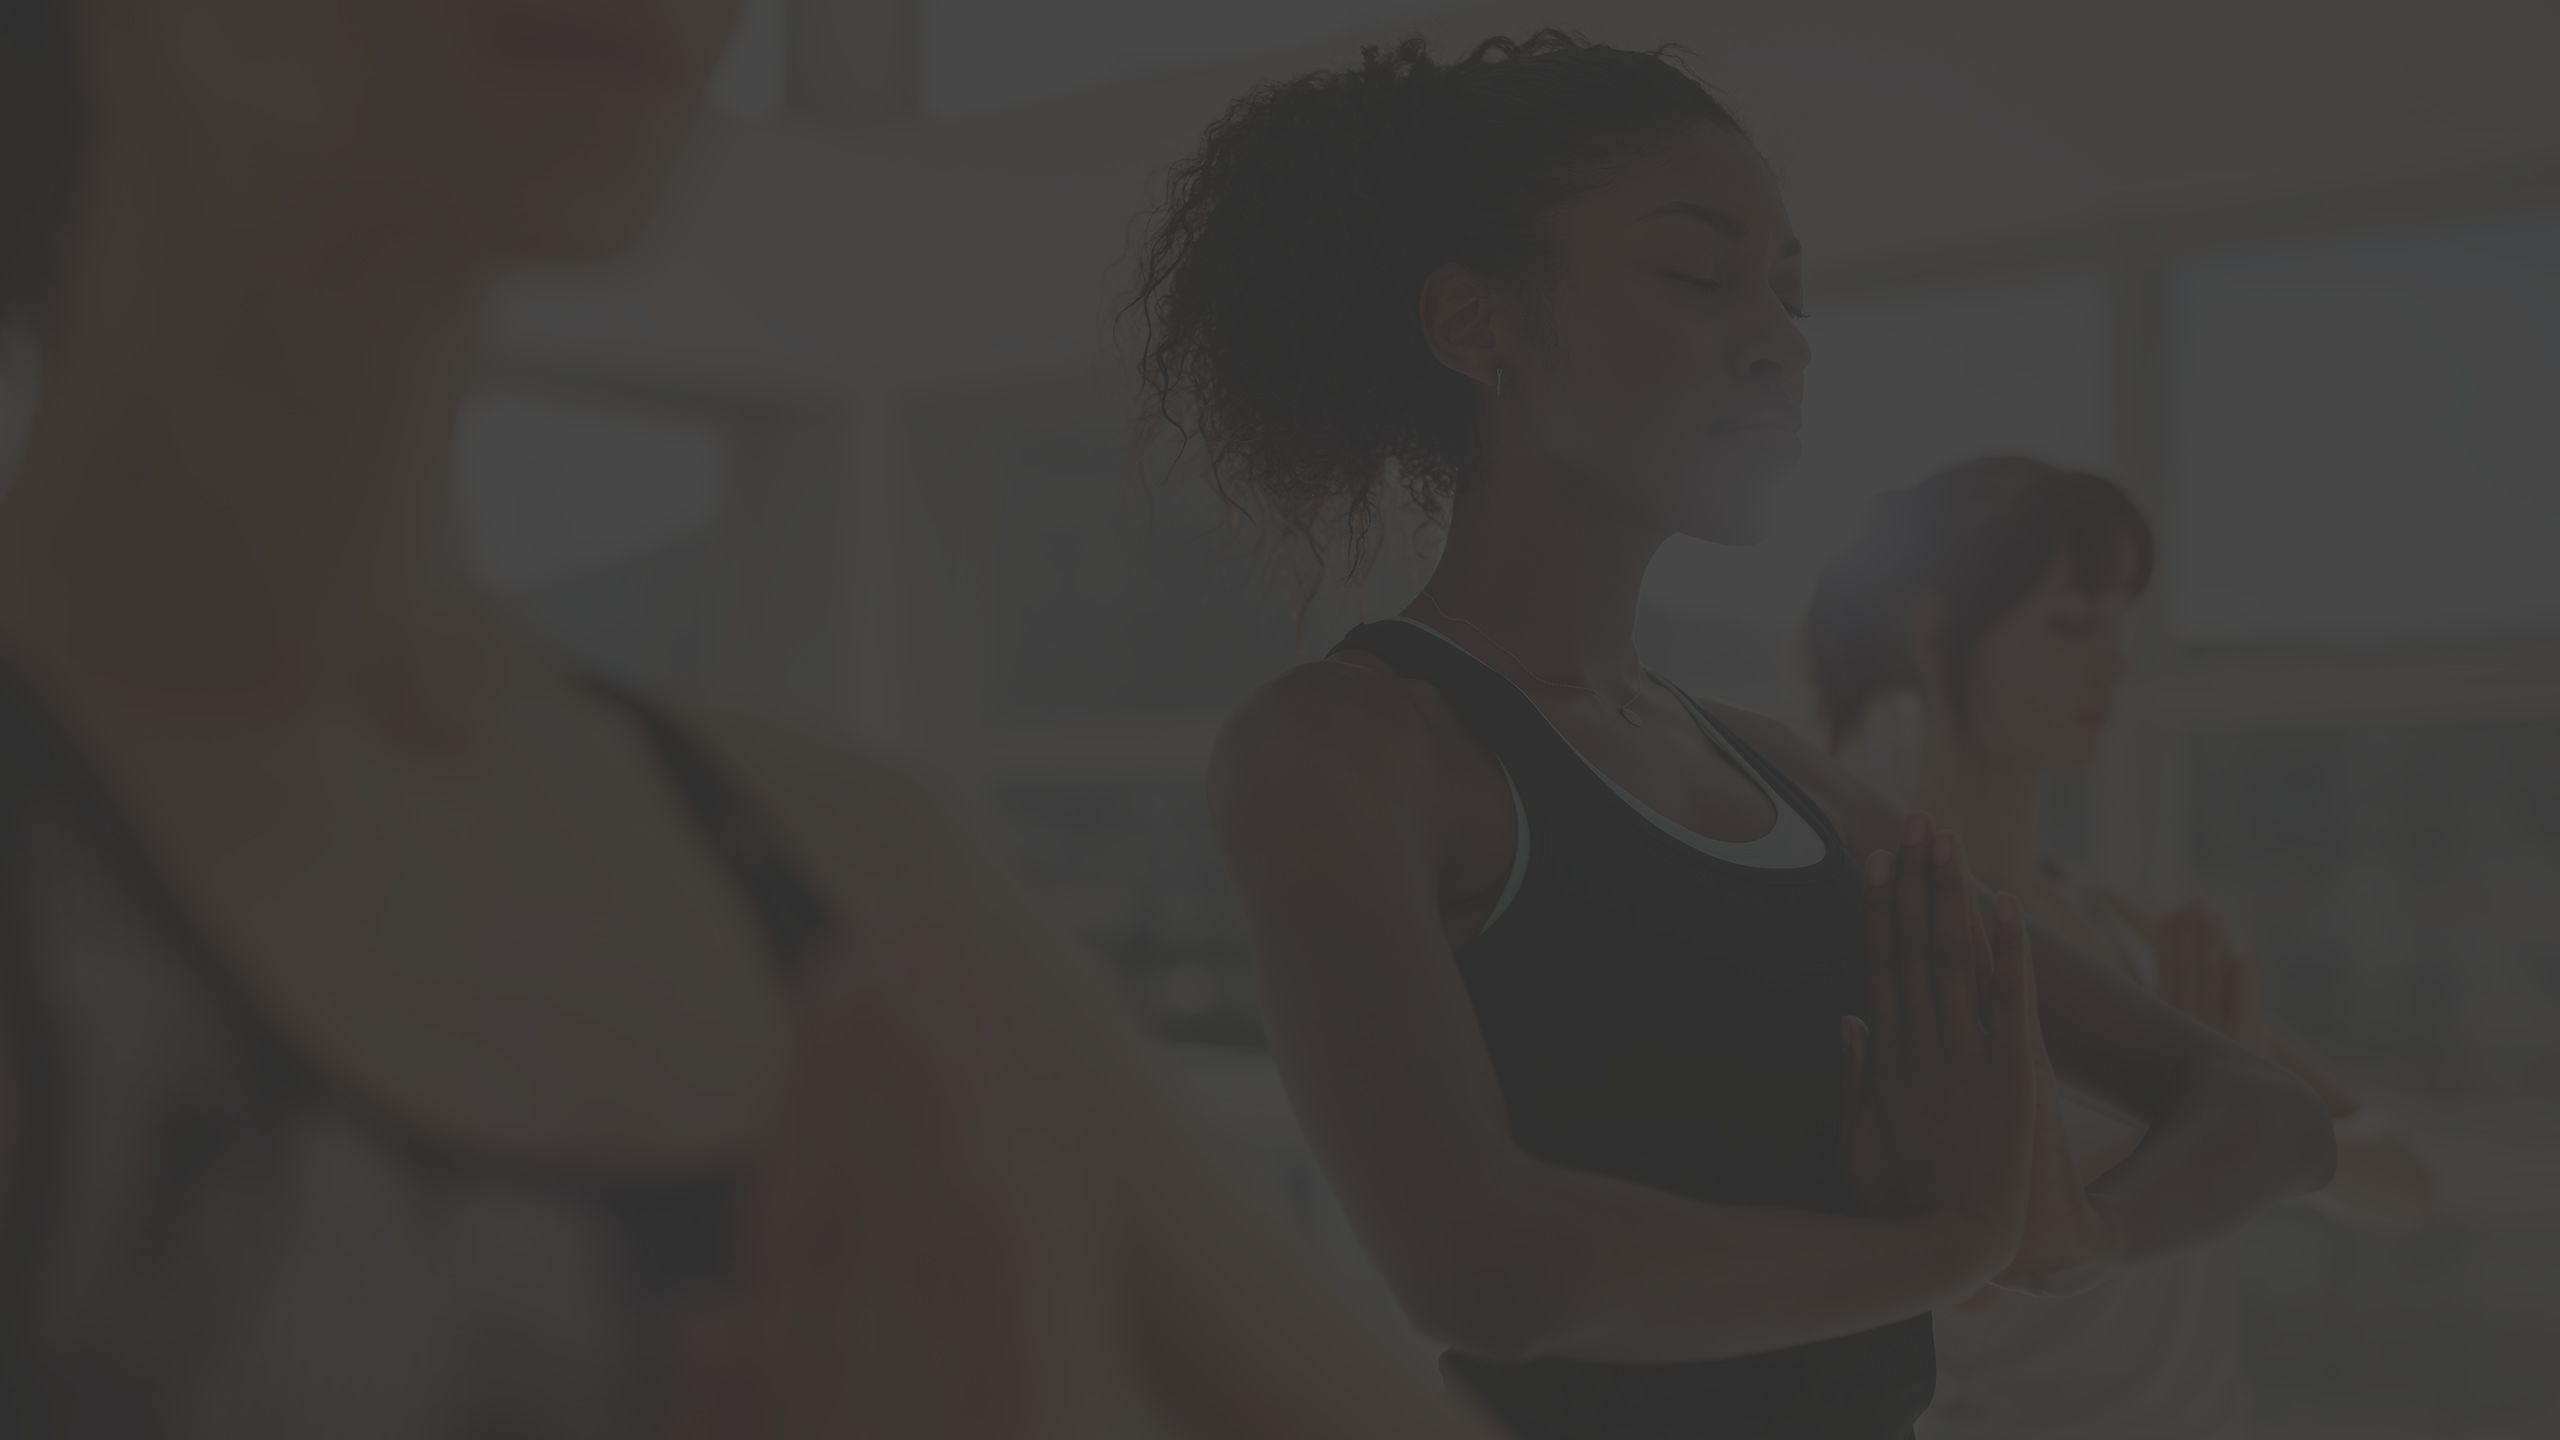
[1134, 29, 2336, 1440]
[1805, 454, 2437, 1439]
[0, 1, 1501, 1435]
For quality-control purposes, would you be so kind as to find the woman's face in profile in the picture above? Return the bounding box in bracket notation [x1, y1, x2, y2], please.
[1504, 121, 1812, 548]
[1956, 552, 2138, 776]
[77, 0, 745, 264]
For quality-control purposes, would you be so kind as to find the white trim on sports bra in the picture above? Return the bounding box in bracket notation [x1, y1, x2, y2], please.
[1383, 618, 1827, 941]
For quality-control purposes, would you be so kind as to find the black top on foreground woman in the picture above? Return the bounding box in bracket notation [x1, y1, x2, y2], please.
[1131, 30, 2337, 1439]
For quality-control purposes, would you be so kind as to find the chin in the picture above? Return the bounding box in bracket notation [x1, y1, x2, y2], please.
[1671, 436, 1801, 545]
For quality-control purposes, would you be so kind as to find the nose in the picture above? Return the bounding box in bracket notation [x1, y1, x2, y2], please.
[2097, 628, 2130, 685]
[1740, 287, 1812, 386]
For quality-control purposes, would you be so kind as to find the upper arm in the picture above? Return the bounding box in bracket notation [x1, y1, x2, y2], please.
[2092, 882, 2359, 1117]
[1207, 667, 1535, 1313]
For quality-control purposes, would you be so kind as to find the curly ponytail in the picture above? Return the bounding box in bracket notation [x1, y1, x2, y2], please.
[1126, 30, 1746, 572]
[1802, 455, 2157, 753]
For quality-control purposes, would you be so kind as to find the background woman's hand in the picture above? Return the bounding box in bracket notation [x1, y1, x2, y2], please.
[1844, 819, 2039, 1280]
[2156, 901, 2272, 1057]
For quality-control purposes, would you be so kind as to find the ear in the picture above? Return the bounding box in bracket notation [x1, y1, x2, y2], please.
[1418, 262, 1509, 392]
[1904, 591, 1953, 701]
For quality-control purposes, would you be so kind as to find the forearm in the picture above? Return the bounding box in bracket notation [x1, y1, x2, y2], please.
[1490, 1166, 1993, 1366]
[2310, 1109, 2438, 1230]
[2085, 1051, 2336, 1259]
[2011, 905, 2335, 1258]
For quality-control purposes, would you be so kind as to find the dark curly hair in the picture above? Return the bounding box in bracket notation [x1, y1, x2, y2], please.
[0, 0, 79, 330]
[1802, 454, 2158, 753]
[1126, 30, 1746, 573]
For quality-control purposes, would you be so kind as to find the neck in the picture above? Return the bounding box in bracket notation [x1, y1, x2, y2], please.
[0, 144, 516, 710]
[1909, 722, 2048, 890]
[1415, 450, 1667, 697]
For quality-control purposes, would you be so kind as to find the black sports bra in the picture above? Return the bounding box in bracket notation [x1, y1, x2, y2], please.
[0, 665, 830, 1437]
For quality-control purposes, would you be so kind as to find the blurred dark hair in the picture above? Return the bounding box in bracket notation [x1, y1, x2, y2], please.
[0, 0, 78, 330]
[1125, 29, 1746, 572]
[1802, 454, 2157, 752]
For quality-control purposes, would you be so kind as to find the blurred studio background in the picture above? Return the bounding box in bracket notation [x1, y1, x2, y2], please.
[6, 1, 2556, 1433]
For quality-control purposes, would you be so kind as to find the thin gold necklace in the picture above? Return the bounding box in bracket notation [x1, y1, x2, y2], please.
[1415, 591, 1652, 727]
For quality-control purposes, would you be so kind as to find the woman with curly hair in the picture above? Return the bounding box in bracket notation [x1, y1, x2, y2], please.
[1133, 30, 2338, 1439]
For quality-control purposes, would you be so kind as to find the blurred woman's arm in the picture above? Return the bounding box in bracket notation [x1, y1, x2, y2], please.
[1714, 705, 2336, 1265]
[2137, 897, 2437, 1231]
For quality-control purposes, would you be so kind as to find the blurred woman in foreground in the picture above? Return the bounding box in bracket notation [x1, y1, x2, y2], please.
[0, 1, 1495, 1434]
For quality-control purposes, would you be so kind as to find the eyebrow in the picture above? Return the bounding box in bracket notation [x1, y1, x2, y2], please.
[1642, 201, 1803, 257]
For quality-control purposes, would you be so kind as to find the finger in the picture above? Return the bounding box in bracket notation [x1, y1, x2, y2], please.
[1930, 831, 1987, 1058]
[1895, 816, 1940, 1055]
[1985, 892, 2036, 1067]
[1839, 1015, 1870, 1139]
[1861, 849, 1904, 1090]
[2233, 946, 2265, 1010]
[2157, 910, 2196, 1013]
[2197, 904, 2236, 955]
[1863, 840, 1904, 999]
[2209, 942, 2243, 1027]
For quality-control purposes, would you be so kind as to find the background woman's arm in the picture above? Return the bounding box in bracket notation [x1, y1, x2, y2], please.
[2128, 893, 2438, 1231]
[1712, 704, 2336, 1262]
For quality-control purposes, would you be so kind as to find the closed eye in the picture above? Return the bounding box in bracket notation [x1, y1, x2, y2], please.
[1668, 273, 1811, 320]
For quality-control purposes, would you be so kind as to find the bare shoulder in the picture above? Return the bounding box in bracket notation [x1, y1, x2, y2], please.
[1212, 655, 1444, 812]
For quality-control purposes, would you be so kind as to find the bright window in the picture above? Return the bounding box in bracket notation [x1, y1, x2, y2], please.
[2168, 207, 2560, 645]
